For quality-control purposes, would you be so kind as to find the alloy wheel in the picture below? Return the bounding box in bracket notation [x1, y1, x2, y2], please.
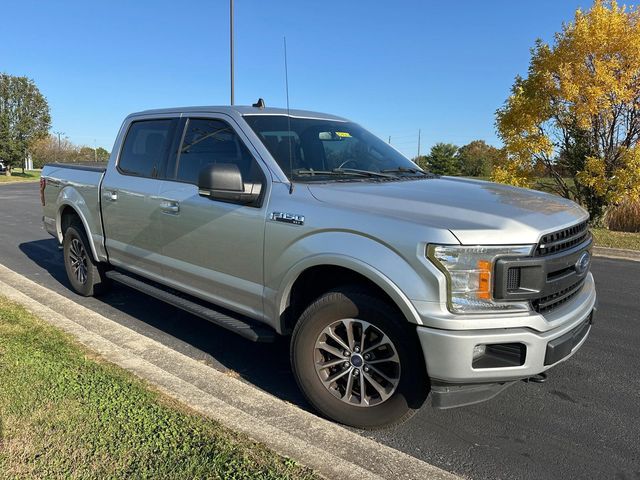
[313, 318, 401, 407]
[68, 238, 88, 285]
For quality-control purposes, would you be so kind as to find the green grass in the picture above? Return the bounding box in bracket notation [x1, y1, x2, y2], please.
[591, 228, 640, 251]
[0, 170, 41, 183]
[0, 297, 318, 480]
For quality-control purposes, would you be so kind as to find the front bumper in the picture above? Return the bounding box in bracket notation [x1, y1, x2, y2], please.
[417, 272, 596, 406]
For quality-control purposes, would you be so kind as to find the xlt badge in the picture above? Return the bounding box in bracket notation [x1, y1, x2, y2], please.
[270, 212, 305, 226]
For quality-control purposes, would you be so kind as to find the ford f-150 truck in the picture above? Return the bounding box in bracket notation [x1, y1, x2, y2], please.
[41, 105, 596, 429]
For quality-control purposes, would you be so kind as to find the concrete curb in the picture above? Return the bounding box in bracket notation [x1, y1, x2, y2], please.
[0, 263, 460, 480]
[593, 246, 640, 262]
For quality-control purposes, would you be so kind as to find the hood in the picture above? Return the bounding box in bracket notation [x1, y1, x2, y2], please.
[307, 177, 588, 245]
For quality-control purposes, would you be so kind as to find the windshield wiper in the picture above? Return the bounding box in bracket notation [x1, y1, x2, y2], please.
[294, 168, 395, 178]
[380, 167, 430, 175]
[335, 168, 396, 178]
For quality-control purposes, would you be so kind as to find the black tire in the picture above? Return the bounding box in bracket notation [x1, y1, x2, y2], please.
[63, 222, 110, 297]
[291, 287, 428, 429]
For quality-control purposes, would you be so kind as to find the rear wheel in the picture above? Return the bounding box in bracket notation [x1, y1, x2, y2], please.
[63, 222, 110, 296]
[291, 287, 428, 429]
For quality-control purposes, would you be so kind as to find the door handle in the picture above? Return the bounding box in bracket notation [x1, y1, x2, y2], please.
[104, 190, 118, 201]
[160, 199, 180, 214]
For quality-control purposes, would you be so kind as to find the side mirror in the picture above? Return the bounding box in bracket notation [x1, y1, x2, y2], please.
[197, 163, 261, 205]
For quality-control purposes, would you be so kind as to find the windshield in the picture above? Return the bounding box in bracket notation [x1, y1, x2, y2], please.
[243, 115, 426, 181]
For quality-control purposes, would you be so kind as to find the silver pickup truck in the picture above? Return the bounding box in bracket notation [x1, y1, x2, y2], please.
[41, 105, 596, 428]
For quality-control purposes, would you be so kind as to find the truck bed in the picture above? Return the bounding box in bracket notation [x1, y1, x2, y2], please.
[41, 162, 108, 262]
[45, 162, 108, 172]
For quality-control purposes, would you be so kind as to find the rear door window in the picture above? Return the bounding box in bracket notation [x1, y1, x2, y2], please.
[119, 119, 176, 178]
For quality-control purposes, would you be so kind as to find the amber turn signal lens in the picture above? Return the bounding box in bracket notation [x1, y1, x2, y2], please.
[477, 260, 492, 300]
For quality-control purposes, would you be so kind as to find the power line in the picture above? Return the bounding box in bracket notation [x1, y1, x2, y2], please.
[53, 131, 65, 149]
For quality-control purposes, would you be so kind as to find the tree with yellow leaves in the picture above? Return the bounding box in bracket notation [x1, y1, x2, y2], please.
[495, 0, 640, 220]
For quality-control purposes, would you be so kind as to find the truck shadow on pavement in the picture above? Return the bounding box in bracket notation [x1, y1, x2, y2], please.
[18, 238, 310, 411]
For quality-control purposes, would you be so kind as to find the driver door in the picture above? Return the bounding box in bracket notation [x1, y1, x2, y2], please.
[155, 115, 269, 320]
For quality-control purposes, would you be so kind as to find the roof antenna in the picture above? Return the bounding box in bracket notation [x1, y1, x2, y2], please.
[252, 98, 265, 109]
[284, 36, 294, 194]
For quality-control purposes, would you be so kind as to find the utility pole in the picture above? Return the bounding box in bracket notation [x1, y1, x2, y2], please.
[230, 0, 234, 105]
[54, 131, 64, 150]
[417, 129, 421, 158]
[54, 131, 65, 162]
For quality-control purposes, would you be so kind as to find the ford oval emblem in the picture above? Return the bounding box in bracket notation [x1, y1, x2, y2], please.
[575, 251, 590, 274]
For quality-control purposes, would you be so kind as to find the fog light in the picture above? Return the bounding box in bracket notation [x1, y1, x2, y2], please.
[473, 344, 486, 360]
[472, 343, 527, 369]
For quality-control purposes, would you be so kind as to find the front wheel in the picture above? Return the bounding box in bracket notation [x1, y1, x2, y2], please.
[291, 287, 428, 429]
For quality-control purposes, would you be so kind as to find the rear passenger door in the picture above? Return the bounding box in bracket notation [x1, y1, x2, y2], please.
[101, 116, 179, 279]
[156, 115, 270, 320]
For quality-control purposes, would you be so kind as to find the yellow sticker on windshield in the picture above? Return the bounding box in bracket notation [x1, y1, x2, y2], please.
[335, 131, 352, 138]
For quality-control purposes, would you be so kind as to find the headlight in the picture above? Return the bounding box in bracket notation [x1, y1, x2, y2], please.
[427, 244, 533, 314]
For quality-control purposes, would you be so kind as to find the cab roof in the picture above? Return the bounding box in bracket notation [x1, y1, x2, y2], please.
[130, 105, 349, 122]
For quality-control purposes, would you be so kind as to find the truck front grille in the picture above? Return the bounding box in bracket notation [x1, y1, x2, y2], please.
[495, 221, 592, 315]
[535, 221, 589, 256]
[532, 278, 586, 313]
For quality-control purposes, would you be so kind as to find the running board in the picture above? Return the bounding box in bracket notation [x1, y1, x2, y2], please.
[105, 270, 276, 343]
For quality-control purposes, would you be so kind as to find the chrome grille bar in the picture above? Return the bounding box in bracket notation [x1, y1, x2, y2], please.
[536, 221, 589, 256]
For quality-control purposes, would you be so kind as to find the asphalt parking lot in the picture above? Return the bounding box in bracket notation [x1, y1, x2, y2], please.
[1, 182, 639, 480]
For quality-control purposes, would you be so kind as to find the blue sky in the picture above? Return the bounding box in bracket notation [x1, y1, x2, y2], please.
[0, 0, 618, 158]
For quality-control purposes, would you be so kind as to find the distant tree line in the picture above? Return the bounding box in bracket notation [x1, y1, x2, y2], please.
[31, 134, 110, 169]
[413, 140, 504, 177]
[1, 72, 109, 173]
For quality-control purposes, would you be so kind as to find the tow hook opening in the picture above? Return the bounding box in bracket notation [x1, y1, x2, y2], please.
[523, 372, 548, 384]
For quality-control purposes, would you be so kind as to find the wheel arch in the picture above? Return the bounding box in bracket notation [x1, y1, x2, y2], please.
[277, 255, 423, 334]
[57, 203, 101, 262]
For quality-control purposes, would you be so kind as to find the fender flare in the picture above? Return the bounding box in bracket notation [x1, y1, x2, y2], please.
[276, 253, 424, 331]
[56, 201, 101, 262]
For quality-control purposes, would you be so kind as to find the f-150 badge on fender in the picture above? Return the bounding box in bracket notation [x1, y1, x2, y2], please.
[270, 212, 305, 225]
